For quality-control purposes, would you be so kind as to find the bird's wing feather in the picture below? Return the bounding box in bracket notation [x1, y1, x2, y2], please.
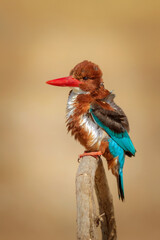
[96, 93, 130, 132]
[90, 95, 136, 155]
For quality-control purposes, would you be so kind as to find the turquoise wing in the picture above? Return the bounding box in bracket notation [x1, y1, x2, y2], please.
[90, 109, 136, 156]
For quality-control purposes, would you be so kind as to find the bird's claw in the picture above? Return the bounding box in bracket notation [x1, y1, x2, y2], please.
[78, 151, 102, 162]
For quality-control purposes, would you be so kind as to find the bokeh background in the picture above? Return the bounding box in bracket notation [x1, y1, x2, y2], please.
[1, 1, 160, 239]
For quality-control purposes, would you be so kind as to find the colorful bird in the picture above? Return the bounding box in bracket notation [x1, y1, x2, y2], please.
[46, 60, 136, 201]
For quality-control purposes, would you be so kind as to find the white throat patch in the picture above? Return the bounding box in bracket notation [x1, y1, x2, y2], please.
[66, 89, 104, 148]
[66, 88, 88, 119]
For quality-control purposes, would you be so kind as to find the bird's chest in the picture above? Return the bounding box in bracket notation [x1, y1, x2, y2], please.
[66, 90, 104, 150]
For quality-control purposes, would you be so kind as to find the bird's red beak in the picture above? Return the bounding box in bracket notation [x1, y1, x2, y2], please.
[46, 76, 80, 87]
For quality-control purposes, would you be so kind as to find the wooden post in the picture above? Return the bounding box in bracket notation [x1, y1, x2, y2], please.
[76, 156, 117, 240]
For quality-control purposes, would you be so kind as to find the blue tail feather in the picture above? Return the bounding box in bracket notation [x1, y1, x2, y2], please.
[118, 170, 124, 201]
[108, 138, 125, 201]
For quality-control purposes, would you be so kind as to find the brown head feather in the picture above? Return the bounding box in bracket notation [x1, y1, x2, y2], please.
[70, 60, 104, 92]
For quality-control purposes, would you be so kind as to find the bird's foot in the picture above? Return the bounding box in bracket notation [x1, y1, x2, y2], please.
[78, 151, 102, 162]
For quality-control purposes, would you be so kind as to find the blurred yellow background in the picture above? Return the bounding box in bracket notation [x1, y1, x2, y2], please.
[0, 0, 160, 239]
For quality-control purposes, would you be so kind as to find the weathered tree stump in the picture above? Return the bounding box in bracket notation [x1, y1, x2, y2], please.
[76, 156, 117, 240]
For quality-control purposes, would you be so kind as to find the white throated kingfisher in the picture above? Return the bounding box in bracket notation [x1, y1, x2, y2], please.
[46, 60, 136, 201]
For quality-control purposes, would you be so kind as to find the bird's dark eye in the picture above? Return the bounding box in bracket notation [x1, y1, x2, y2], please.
[83, 76, 88, 80]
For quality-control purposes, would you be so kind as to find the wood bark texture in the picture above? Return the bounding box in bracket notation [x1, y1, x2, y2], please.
[76, 156, 117, 240]
[95, 158, 117, 240]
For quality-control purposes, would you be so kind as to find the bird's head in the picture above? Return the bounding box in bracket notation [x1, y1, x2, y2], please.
[46, 60, 104, 93]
